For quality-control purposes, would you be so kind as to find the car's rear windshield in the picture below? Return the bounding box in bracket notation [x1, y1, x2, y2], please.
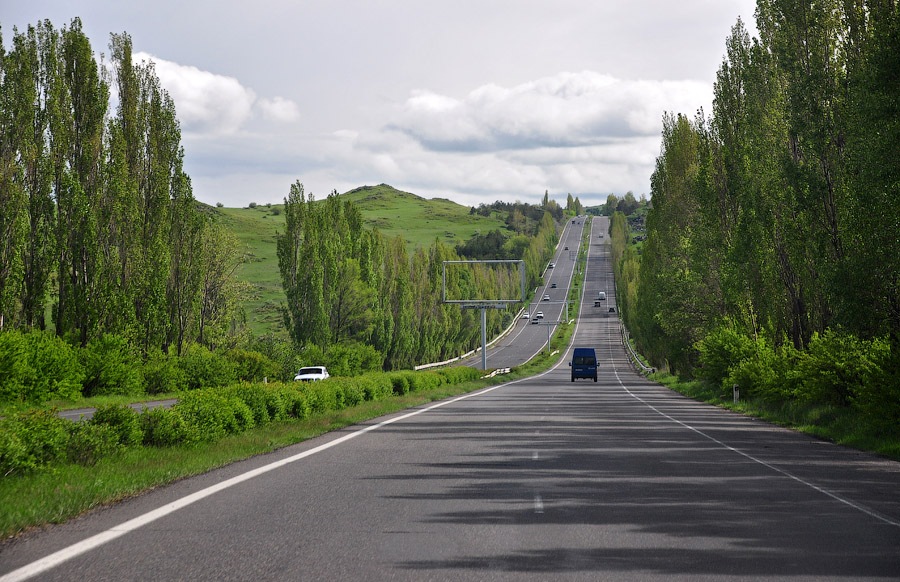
[573, 356, 596, 365]
[298, 367, 323, 374]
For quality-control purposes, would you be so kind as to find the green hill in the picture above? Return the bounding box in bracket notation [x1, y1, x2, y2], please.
[212, 184, 508, 337]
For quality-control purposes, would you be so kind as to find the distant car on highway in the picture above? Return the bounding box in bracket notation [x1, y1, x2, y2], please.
[521, 311, 530, 319]
[550, 282, 557, 288]
[294, 366, 330, 381]
[542, 294, 551, 301]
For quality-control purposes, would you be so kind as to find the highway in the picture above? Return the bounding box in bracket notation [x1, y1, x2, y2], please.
[1, 216, 899, 581]
[463, 215, 613, 371]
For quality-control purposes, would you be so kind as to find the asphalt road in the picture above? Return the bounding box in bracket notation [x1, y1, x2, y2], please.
[2, 216, 899, 581]
[464, 215, 613, 371]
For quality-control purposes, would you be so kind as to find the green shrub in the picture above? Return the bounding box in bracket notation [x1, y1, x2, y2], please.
[228, 384, 271, 425]
[389, 373, 411, 395]
[795, 330, 888, 407]
[724, 336, 781, 400]
[81, 334, 144, 397]
[263, 387, 291, 421]
[0, 330, 84, 405]
[323, 342, 383, 376]
[436, 366, 481, 384]
[339, 379, 365, 407]
[357, 374, 393, 401]
[174, 390, 255, 442]
[408, 371, 443, 392]
[178, 344, 238, 390]
[225, 349, 280, 383]
[694, 325, 756, 388]
[0, 410, 70, 476]
[284, 388, 311, 420]
[141, 407, 196, 447]
[66, 422, 121, 466]
[229, 397, 256, 432]
[90, 404, 144, 447]
[143, 348, 187, 394]
[855, 347, 900, 437]
[174, 391, 232, 442]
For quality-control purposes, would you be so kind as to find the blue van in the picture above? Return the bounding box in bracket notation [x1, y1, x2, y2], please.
[570, 347, 598, 382]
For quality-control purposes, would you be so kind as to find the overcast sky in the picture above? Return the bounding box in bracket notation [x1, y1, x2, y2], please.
[2, 1, 758, 208]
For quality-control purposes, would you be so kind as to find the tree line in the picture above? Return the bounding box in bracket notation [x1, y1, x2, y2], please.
[0, 17, 562, 409]
[277, 182, 559, 370]
[622, 1, 898, 426]
[0, 19, 242, 356]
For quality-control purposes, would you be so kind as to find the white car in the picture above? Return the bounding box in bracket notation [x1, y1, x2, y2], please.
[294, 366, 330, 381]
[542, 294, 551, 301]
[521, 311, 530, 319]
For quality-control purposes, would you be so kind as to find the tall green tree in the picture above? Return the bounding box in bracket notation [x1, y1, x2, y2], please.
[0, 26, 29, 331]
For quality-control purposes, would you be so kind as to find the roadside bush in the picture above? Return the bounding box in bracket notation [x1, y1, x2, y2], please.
[283, 387, 311, 420]
[338, 379, 365, 407]
[299, 381, 342, 414]
[694, 325, 756, 388]
[66, 422, 121, 466]
[174, 390, 254, 442]
[0, 410, 70, 476]
[323, 342, 383, 376]
[436, 366, 481, 384]
[141, 407, 196, 447]
[178, 344, 238, 390]
[358, 374, 393, 401]
[90, 404, 143, 447]
[0, 330, 84, 405]
[81, 334, 144, 397]
[724, 336, 780, 400]
[225, 349, 280, 383]
[230, 398, 256, 433]
[174, 391, 232, 442]
[408, 370, 444, 392]
[794, 330, 888, 407]
[142, 348, 187, 394]
[228, 384, 272, 425]
[855, 348, 900, 437]
[389, 372, 412, 395]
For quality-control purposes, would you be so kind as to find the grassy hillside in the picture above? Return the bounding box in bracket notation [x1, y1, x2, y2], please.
[212, 184, 508, 337]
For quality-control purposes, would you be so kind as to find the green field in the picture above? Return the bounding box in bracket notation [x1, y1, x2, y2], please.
[213, 184, 508, 336]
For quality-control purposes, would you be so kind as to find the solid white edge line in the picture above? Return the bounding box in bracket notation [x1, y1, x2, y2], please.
[1, 377, 540, 582]
[611, 366, 900, 529]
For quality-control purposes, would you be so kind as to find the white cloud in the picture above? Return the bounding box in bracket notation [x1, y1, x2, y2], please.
[133, 52, 300, 135]
[258, 96, 301, 123]
[392, 71, 710, 152]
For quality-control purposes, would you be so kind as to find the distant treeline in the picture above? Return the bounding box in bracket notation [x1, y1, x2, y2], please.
[0, 19, 243, 355]
[617, 1, 898, 428]
[277, 183, 559, 370]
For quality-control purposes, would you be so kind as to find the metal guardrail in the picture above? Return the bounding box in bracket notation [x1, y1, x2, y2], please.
[621, 324, 655, 375]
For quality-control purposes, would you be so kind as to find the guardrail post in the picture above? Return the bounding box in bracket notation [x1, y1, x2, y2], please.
[733, 384, 740, 404]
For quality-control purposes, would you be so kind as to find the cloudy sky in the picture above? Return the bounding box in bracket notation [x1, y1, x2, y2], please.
[2, 1, 758, 208]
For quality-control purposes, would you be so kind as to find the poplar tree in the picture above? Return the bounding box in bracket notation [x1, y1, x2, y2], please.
[0, 26, 28, 331]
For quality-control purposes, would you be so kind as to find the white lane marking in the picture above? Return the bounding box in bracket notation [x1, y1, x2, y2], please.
[1, 374, 554, 582]
[611, 366, 900, 529]
[534, 494, 544, 514]
[532, 451, 539, 461]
